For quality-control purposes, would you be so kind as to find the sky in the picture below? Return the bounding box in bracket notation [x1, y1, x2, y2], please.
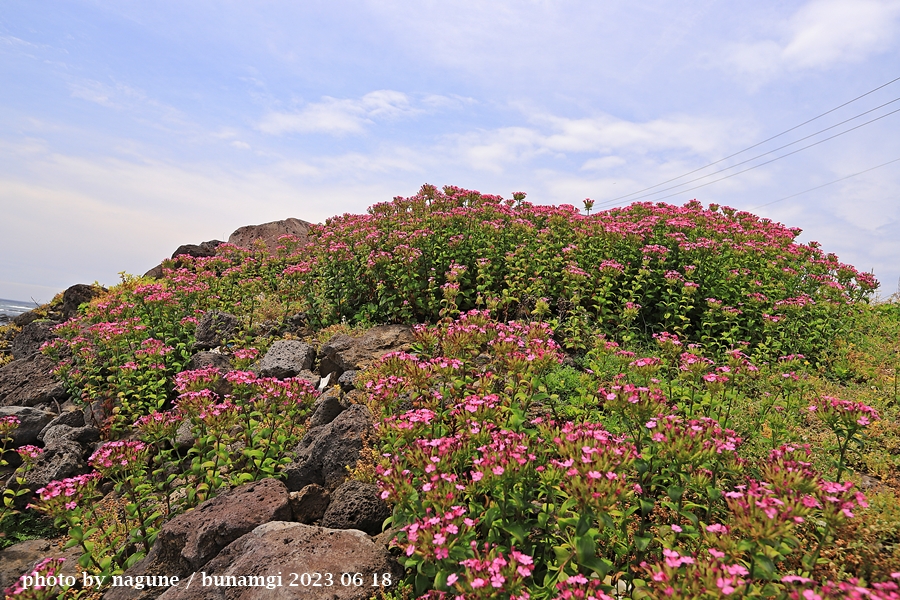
[1, 0, 899, 303]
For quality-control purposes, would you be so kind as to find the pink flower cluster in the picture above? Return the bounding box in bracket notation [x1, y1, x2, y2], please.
[89, 440, 148, 476]
[552, 574, 615, 600]
[809, 396, 880, 427]
[31, 472, 100, 513]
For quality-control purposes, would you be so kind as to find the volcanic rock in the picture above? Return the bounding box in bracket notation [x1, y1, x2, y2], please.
[157, 522, 403, 600]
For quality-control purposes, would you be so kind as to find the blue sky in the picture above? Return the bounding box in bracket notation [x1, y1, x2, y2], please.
[2, 0, 899, 303]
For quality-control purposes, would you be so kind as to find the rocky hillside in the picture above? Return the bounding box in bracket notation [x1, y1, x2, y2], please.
[1, 186, 899, 600]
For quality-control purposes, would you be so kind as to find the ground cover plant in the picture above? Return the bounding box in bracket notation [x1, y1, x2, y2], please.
[2, 185, 898, 599]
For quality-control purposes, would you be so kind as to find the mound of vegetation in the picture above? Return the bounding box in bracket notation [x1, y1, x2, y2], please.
[2, 186, 898, 599]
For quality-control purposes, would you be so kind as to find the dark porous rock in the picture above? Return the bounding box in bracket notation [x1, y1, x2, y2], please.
[172, 240, 223, 260]
[318, 325, 414, 378]
[12, 309, 42, 328]
[374, 525, 403, 552]
[308, 389, 347, 428]
[10, 321, 57, 360]
[289, 484, 331, 524]
[157, 522, 403, 600]
[143, 264, 165, 279]
[174, 420, 195, 451]
[60, 284, 105, 320]
[284, 404, 373, 492]
[9, 440, 89, 508]
[0, 406, 54, 446]
[0, 539, 82, 591]
[193, 311, 239, 351]
[83, 399, 113, 429]
[256, 340, 315, 379]
[103, 479, 292, 600]
[294, 369, 320, 389]
[144, 240, 223, 279]
[40, 424, 100, 448]
[37, 408, 85, 442]
[185, 351, 232, 372]
[338, 369, 358, 392]
[0, 354, 68, 408]
[183, 352, 233, 397]
[321, 480, 391, 536]
[227, 218, 312, 253]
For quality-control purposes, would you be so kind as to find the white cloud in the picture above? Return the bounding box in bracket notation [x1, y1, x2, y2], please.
[581, 156, 627, 171]
[258, 90, 418, 136]
[67, 79, 189, 131]
[447, 110, 740, 173]
[723, 0, 900, 81]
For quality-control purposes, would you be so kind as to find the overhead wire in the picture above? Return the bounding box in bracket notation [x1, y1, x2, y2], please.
[597, 104, 900, 205]
[749, 157, 900, 210]
[591, 96, 900, 207]
[600, 75, 900, 204]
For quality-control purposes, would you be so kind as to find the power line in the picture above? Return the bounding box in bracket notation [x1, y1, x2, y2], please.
[601, 75, 900, 204]
[749, 157, 900, 210]
[592, 95, 900, 207]
[621, 105, 900, 204]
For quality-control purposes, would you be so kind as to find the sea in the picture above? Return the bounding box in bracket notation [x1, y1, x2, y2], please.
[0, 298, 39, 321]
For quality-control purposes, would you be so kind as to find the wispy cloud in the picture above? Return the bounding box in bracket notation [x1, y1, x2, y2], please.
[257, 90, 477, 136]
[258, 90, 418, 136]
[447, 110, 742, 173]
[722, 0, 900, 83]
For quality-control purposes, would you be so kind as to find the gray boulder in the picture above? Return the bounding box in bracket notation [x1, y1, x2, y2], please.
[184, 351, 232, 372]
[307, 389, 347, 428]
[318, 325, 414, 377]
[257, 340, 315, 379]
[193, 311, 239, 351]
[227, 218, 312, 253]
[157, 522, 403, 600]
[284, 404, 373, 492]
[321, 480, 391, 536]
[0, 406, 54, 446]
[103, 478, 292, 600]
[0, 539, 81, 591]
[338, 369, 358, 392]
[40, 424, 100, 448]
[10, 321, 57, 360]
[37, 409, 85, 442]
[60, 284, 105, 320]
[9, 440, 89, 508]
[289, 484, 330, 524]
[0, 354, 67, 408]
[172, 240, 223, 260]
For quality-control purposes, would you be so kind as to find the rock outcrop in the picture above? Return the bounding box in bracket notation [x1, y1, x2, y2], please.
[157, 522, 403, 600]
[320, 479, 391, 536]
[0, 353, 68, 409]
[227, 218, 311, 253]
[104, 479, 292, 600]
[284, 404, 373, 492]
[256, 340, 316, 379]
[0, 353, 68, 408]
[318, 325, 414, 378]
[193, 311, 239, 351]
[10, 321, 57, 360]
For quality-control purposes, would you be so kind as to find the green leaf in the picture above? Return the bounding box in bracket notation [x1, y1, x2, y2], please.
[575, 533, 597, 564]
[666, 485, 684, 502]
[753, 553, 776, 580]
[634, 535, 653, 551]
[553, 545, 573, 562]
[501, 521, 528, 544]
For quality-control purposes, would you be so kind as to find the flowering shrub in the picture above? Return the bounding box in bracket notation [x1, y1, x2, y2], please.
[288, 186, 875, 360]
[26, 368, 317, 576]
[367, 313, 889, 598]
[13, 187, 892, 596]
